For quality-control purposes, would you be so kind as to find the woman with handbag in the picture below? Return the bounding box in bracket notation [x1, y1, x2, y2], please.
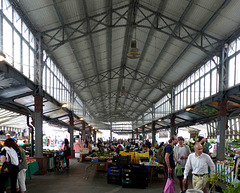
[0, 138, 20, 193]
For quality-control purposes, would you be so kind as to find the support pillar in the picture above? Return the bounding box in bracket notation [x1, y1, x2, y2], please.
[82, 121, 86, 140]
[132, 130, 134, 139]
[110, 122, 112, 141]
[152, 121, 156, 147]
[216, 99, 227, 161]
[142, 126, 145, 142]
[170, 116, 176, 136]
[34, 94, 43, 157]
[216, 44, 228, 161]
[94, 130, 97, 142]
[136, 128, 139, 139]
[69, 114, 75, 158]
[89, 127, 92, 139]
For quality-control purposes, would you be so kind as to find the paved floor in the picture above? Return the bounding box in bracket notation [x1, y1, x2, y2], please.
[18, 159, 197, 193]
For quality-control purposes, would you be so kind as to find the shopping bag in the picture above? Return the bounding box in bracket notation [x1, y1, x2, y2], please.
[1, 161, 12, 173]
[175, 164, 183, 177]
[164, 175, 175, 193]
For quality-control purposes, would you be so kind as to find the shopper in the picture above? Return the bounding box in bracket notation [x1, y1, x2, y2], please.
[63, 139, 71, 169]
[173, 136, 191, 193]
[183, 143, 215, 193]
[15, 139, 28, 193]
[229, 147, 240, 184]
[196, 136, 209, 154]
[0, 138, 20, 193]
[88, 140, 93, 153]
[163, 135, 178, 191]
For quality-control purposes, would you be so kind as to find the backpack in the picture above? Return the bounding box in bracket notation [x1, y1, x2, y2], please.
[156, 146, 165, 164]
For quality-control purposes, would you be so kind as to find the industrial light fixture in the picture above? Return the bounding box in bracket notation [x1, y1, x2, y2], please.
[61, 103, 67, 108]
[186, 107, 194, 111]
[79, 117, 83, 121]
[88, 123, 91, 126]
[126, 7, 140, 59]
[145, 125, 148, 127]
[158, 118, 164, 122]
[0, 52, 6, 61]
[127, 40, 141, 59]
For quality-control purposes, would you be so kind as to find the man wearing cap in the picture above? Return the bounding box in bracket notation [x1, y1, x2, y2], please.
[183, 143, 215, 193]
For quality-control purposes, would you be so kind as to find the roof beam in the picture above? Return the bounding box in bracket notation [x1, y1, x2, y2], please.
[122, 0, 164, 107]
[42, 2, 221, 55]
[108, 0, 113, 118]
[82, 0, 106, 112]
[127, 0, 194, 118]
[85, 91, 152, 107]
[130, 0, 232, 119]
[52, 0, 100, 113]
[114, 0, 136, 114]
[74, 65, 170, 91]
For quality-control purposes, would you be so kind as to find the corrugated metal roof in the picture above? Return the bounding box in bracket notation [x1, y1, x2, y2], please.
[8, 0, 238, 123]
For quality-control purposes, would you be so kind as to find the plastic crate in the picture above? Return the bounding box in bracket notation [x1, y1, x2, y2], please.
[91, 158, 99, 163]
[107, 175, 122, 185]
[107, 167, 122, 176]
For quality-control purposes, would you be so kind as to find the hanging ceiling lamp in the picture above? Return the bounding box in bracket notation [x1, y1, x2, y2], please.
[127, 8, 140, 60]
[127, 30, 141, 59]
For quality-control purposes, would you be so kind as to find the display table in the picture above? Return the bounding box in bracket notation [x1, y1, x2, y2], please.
[26, 161, 39, 178]
[139, 162, 163, 182]
[216, 163, 234, 183]
[47, 157, 56, 170]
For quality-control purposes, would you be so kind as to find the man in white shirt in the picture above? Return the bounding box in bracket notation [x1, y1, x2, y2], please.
[183, 143, 215, 193]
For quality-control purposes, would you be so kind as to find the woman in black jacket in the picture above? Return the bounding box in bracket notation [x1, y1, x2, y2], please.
[0, 138, 20, 193]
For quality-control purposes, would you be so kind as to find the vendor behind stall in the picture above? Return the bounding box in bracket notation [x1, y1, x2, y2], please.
[142, 144, 149, 153]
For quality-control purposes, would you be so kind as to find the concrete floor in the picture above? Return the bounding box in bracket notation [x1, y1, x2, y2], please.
[18, 159, 196, 193]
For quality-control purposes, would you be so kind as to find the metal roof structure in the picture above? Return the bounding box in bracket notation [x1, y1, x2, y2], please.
[1, 0, 240, 132]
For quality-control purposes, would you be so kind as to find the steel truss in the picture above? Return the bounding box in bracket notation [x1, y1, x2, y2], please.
[42, 2, 222, 55]
[86, 91, 152, 107]
[74, 66, 170, 92]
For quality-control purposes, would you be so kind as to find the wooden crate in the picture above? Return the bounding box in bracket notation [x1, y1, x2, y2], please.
[96, 163, 108, 171]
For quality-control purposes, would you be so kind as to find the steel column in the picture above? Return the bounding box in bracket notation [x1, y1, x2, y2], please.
[142, 126, 145, 142]
[82, 121, 86, 139]
[69, 114, 74, 150]
[34, 94, 43, 157]
[110, 122, 112, 141]
[170, 116, 176, 137]
[216, 99, 227, 161]
[152, 121, 156, 147]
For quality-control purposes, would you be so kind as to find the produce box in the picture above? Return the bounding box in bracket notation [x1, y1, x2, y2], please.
[135, 152, 149, 159]
[80, 148, 89, 154]
[96, 163, 108, 171]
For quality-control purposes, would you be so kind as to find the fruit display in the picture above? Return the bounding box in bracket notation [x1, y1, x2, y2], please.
[26, 157, 37, 164]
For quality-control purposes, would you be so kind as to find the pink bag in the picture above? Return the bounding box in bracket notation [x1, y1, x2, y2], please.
[163, 177, 175, 193]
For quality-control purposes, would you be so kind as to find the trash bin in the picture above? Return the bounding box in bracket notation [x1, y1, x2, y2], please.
[186, 189, 203, 193]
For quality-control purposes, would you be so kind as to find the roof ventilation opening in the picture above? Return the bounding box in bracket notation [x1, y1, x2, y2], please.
[127, 40, 141, 59]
